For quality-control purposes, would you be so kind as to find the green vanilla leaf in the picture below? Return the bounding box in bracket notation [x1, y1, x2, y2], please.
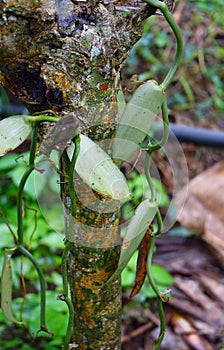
[0, 116, 32, 157]
[117, 86, 126, 117]
[1, 248, 24, 324]
[113, 80, 164, 164]
[106, 199, 158, 284]
[67, 134, 130, 200]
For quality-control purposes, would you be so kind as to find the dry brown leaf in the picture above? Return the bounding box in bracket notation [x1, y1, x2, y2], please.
[177, 161, 224, 266]
[129, 229, 151, 298]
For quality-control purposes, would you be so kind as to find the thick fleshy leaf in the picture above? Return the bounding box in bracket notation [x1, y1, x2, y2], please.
[0, 116, 32, 156]
[1, 248, 23, 324]
[67, 134, 130, 200]
[117, 87, 126, 117]
[106, 199, 158, 284]
[113, 81, 164, 163]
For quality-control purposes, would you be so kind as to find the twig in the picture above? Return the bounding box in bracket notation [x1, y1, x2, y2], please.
[122, 321, 154, 344]
[0, 207, 17, 244]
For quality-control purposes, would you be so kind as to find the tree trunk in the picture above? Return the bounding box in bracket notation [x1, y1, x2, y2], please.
[0, 1, 156, 348]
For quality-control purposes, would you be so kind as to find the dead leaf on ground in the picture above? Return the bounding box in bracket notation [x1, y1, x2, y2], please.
[177, 161, 224, 266]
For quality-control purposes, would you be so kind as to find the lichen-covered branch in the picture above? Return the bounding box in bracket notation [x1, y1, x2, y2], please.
[0, 0, 155, 115]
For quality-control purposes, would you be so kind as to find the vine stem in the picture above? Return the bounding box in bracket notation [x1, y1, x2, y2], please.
[33, 109, 59, 118]
[60, 241, 75, 350]
[15, 123, 53, 335]
[17, 125, 37, 245]
[146, 236, 166, 349]
[25, 115, 59, 123]
[144, 97, 169, 202]
[144, 155, 157, 202]
[153, 298, 166, 350]
[147, 238, 161, 297]
[17, 245, 53, 335]
[153, 210, 163, 237]
[147, 99, 169, 154]
[141, 3, 182, 349]
[144, 0, 183, 90]
[9, 115, 59, 123]
[61, 133, 80, 349]
[68, 132, 81, 217]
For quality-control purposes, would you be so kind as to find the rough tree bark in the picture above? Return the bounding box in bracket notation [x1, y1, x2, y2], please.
[0, 1, 156, 348]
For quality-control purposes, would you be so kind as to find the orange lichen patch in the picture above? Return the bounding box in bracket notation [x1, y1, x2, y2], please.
[4, 0, 40, 11]
[80, 217, 119, 244]
[74, 283, 86, 302]
[76, 214, 81, 221]
[0, 74, 6, 87]
[82, 230, 100, 244]
[51, 72, 74, 101]
[79, 270, 110, 292]
[80, 203, 86, 209]
[110, 100, 119, 115]
[97, 82, 109, 94]
[89, 212, 95, 220]
[0, 73, 14, 94]
[100, 226, 120, 249]
[80, 217, 87, 224]
[81, 301, 95, 329]
[114, 218, 119, 227]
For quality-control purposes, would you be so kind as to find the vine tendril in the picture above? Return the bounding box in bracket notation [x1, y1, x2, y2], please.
[147, 99, 169, 154]
[68, 132, 81, 217]
[61, 133, 80, 349]
[146, 236, 166, 349]
[11, 117, 58, 335]
[25, 115, 60, 123]
[17, 124, 37, 245]
[17, 245, 53, 335]
[142, 2, 180, 343]
[143, 0, 183, 90]
[59, 241, 75, 350]
[144, 155, 157, 202]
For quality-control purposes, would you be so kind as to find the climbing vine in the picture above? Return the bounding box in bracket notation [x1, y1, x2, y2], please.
[0, 0, 182, 349]
[110, 0, 183, 348]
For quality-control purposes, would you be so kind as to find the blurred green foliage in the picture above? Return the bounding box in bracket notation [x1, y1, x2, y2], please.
[122, 171, 170, 221]
[0, 153, 66, 348]
[124, 0, 224, 119]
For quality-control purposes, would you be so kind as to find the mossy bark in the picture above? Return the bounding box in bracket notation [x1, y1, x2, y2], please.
[0, 1, 156, 348]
